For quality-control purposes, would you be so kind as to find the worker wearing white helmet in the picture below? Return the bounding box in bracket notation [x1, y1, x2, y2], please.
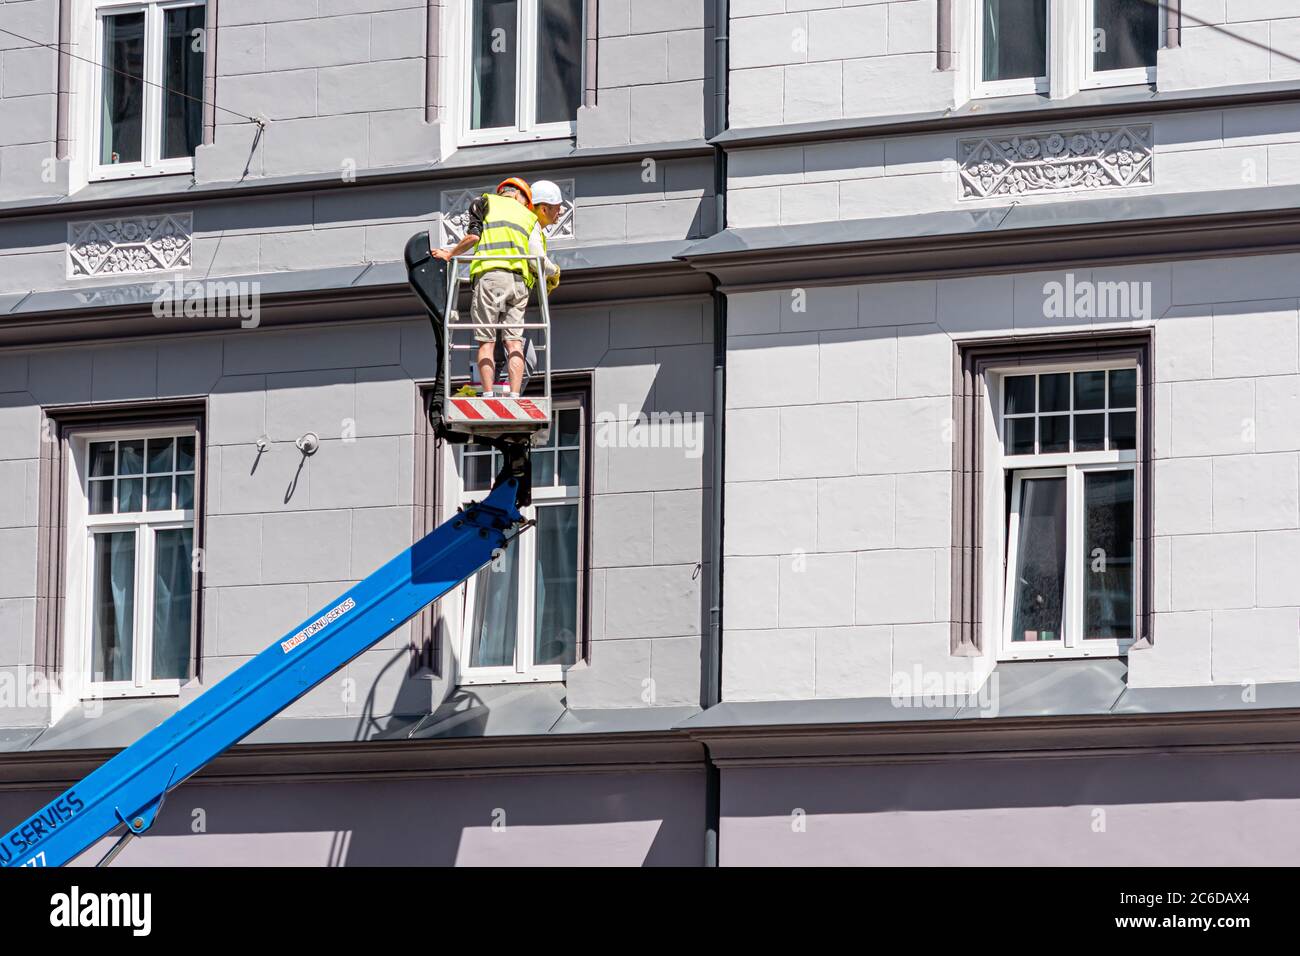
[529, 179, 563, 296]
[433, 177, 563, 398]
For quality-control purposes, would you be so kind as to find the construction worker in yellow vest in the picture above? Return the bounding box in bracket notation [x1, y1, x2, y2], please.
[435, 178, 563, 397]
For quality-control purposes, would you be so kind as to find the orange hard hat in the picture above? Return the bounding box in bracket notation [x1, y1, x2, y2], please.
[496, 177, 533, 208]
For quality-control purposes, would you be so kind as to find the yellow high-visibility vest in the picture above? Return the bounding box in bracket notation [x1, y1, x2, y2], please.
[469, 193, 545, 290]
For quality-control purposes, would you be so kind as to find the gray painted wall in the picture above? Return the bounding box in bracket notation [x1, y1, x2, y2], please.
[723, 254, 1300, 700]
[0, 768, 707, 865]
[0, 295, 714, 722]
[0, 0, 714, 204]
[721, 751, 1300, 865]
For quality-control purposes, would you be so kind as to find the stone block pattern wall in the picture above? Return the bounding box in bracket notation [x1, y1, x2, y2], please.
[722, 255, 1300, 700]
[1160, 1, 1300, 90]
[579, 0, 709, 147]
[0, 0, 59, 200]
[0, 156, 715, 295]
[200, 0, 440, 181]
[727, 102, 1300, 228]
[728, 0, 953, 130]
[0, 300, 714, 722]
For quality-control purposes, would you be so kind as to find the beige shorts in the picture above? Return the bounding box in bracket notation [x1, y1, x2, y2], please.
[471, 269, 529, 344]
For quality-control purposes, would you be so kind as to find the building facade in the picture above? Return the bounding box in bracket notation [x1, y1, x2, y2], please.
[2, 0, 1300, 865]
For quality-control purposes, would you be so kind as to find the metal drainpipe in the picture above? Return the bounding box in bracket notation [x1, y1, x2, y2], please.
[703, 0, 728, 870]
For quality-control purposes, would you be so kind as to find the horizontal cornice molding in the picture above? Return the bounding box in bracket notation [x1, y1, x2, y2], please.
[713, 81, 1300, 151]
[684, 708, 1300, 768]
[0, 732, 707, 791]
[7, 707, 1300, 785]
[682, 195, 1300, 291]
[0, 257, 711, 348]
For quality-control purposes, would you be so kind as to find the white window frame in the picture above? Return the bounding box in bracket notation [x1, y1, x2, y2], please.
[455, 398, 585, 685]
[88, 0, 206, 182]
[65, 426, 198, 699]
[973, 0, 1051, 98]
[457, 0, 583, 148]
[1081, 0, 1161, 90]
[991, 362, 1140, 662]
[972, 0, 1160, 100]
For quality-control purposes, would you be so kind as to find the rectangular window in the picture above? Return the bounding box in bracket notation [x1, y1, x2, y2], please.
[464, 0, 584, 145]
[1085, 0, 1159, 88]
[998, 367, 1138, 660]
[975, 0, 1159, 98]
[93, 0, 206, 179]
[73, 429, 199, 696]
[980, 0, 1048, 89]
[457, 400, 585, 683]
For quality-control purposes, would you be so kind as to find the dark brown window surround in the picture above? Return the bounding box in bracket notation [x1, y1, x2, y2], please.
[415, 375, 594, 676]
[35, 400, 207, 683]
[950, 330, 1154, 656]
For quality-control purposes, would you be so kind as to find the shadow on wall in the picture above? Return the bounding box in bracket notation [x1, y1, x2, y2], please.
[720, 751, 1300, 865]
[1, 768, 707, 866]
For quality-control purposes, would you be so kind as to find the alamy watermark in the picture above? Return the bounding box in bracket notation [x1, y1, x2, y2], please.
[594, 405, 705, 459]
[151, 274, 261, 328]
[891, 667, 1000, 718]
[1043, 273, 1151, 323]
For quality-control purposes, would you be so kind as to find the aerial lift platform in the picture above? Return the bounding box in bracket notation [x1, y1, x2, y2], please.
[0, 236, 554, 868]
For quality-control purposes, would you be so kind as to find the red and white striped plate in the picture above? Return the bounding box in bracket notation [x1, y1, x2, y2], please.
[448, 396, 550, 427]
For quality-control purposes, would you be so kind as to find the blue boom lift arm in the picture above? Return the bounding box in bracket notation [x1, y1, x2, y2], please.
[0, 248, 536, 868]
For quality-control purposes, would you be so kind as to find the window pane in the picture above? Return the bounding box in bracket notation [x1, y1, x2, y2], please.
[89, 479, 115, 515]
[558, 407, 581, 446]
[534, 503, 578, 666]
[1110, 411, 1137, 450]
[118, 477, 143, 513]
[92, 531, 136, 683]
[147, 437, 174, 474]
[1040, 373, 1070, 413]
[152, 528, 193, 680]
[559, 449, 580, 487]
[89, 442, 116, 477]
[1004, 376, 1035, 415]
[468, 544, 519, 667]
[119, 439, 145, 475]
[982, 0, 1047, 82]
[161, 5, 206, 160]
[1075, 413, 1105, 452]
[532, 448, 555, 486]
[1109, 368, 1137, 408]
[1039, 415, 1070, 453]
[1083, 471, 1134, 641]
[471, 0, 518, 130]
[464, 451, 497, 492]
[1074, 370, 1106, 411]
[101, 12, 145, 165]
[176, 474, 195, 510]
[176, 435, 196, 472]
[535, 0, 583, 125]
[1094, 0, 1158, 73]
[1009, 476, 1067, 643]
[147, 476, 173, 511]
[1006, 417, 1035, 455]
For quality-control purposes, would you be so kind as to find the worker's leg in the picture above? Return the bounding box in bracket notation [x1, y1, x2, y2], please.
[470, 272, 505, 392]
[478, 341, 497, 393]
[505, 340, 526, 395]
[502, 274, 531, 396]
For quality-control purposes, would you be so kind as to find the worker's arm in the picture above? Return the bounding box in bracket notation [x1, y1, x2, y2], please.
[433, 197, 486, 261]
[433, 233, 478, 261]
[528, 222, 560, 290]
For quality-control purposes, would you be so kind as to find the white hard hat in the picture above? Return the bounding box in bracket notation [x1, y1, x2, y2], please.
[530, 179, 563, 206]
